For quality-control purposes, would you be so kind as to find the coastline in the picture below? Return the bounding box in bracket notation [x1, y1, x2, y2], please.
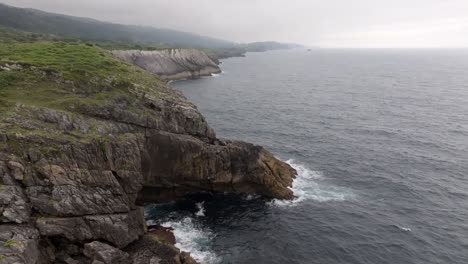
[0, 43, 296, 264]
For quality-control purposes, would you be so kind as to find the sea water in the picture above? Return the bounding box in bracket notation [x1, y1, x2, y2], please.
[147, 49, 468, 264]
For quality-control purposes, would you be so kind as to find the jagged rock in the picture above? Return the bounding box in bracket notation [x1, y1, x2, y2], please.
[83, 241, 130, 264]
[147, 225, 176, 245]
[0, 225, 40, 264]
[111, 49, 221, 81]
[55, 251, 80, 264]
[36, 208, 145, 248]
[7, 161, 24, 181]
[124, 234, 199, 264]
[180, 252, 198, 264]
[0, 185, 31, 223]
[139, 131, 295, 202]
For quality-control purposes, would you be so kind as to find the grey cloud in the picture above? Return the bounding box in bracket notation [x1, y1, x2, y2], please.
[2, 0, 468, 48]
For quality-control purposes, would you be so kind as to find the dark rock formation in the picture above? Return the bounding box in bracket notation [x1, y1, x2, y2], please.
[83, 241, 130, 264]
[139, 132, 295, 202]
[147, 225, 176, 245]
[0, 225, 42, 264]
[111, 49, 221, 81]
[125, 233, 198, 264]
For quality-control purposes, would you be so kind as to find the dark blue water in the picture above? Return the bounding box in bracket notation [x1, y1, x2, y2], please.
[146, 49, 468, 264]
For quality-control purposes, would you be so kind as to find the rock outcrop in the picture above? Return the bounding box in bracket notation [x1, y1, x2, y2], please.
[111, 49, 221, 81]
[205, 48, 246, 64]
[0, 43, 296, 263]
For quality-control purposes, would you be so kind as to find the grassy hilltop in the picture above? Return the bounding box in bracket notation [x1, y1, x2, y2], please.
[0, 41, 167, 122]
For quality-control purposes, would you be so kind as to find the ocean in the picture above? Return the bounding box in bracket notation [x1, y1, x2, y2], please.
[146, 49, 468, 264]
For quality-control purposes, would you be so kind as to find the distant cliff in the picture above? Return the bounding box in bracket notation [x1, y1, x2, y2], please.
[111, 49, 221, 81]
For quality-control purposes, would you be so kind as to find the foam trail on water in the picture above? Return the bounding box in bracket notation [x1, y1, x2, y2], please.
[271, 159, 354, 206]
[161, 217, 220, 264]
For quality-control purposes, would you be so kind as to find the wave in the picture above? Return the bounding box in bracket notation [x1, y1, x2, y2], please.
[196, 202, 206, 217]
[271, 159, 355, 206]
[161, 217, 220, 264]
[395, 225, 412, 232]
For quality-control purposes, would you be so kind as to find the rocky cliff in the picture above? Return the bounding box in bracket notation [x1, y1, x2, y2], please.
[0, 42, 295, 263]
[110, 49, 221, 81]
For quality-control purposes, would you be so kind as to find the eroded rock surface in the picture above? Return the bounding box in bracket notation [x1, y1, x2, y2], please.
[125, 234, 198, 264]
[0, 225, 41, 264]
[83, 241, 130, 264]
[111, 49, 221, 81]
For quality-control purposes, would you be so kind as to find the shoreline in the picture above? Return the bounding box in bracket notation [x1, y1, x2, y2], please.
[0, 43, 297, 264]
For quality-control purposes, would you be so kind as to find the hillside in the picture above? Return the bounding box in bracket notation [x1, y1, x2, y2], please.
[0, 3, 236, 49]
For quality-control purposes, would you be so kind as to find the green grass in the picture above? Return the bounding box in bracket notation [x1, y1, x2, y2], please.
[0, 42, 168, 115]
[2, 239, 18, 247]
[0, 41, 171, 156]
[0, 42, 129, 81]
[90, 41, 171, 51]
[0, 25, 173, 51]
[0, 26, 65, 43]
[0, 255, 6, 260]
[0, 26, 173, 51]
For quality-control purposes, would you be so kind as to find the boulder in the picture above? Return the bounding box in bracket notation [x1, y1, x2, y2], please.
[83, 241, 130, 264]
[36, 208, 145, 248]
[0, 185, 31, 223]
[0, 225, 41, 264]
[124, 234, 199, 264]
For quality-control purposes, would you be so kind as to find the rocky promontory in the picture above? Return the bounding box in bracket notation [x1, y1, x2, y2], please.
[110, 49, 221, 81]
[0, 42, 296, 263]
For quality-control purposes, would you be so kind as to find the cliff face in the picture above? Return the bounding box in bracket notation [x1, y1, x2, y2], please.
[111, 49, 221, 81]
[205, 48, 246, 64]
[0, 43, 295, 263]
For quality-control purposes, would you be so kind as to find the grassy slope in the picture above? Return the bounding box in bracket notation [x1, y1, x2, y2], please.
[0, 26, 171, 51]
[0, 41, 177, 154]
[0, 26, 63, 42]
[0, 42, 166, 115]
[0, 3, 235, 49]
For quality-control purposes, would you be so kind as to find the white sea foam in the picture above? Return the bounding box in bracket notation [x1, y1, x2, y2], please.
[243, 193, 260, 200]
[271, 159, 355, 206]
[161, 217, 220, 264]
[195, 202, 206, 217]
[397, 225, 412, 232]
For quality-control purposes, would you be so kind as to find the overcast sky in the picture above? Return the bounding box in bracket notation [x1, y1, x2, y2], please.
[3, 0, 468, 48]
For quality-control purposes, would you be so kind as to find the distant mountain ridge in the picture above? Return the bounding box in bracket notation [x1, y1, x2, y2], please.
[0, 3, 304, 53]
[0, 3, 236, 49]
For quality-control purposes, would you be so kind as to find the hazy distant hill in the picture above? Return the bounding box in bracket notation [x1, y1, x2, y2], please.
[245, 41, 303, 52]
[0, 3, 236, 49]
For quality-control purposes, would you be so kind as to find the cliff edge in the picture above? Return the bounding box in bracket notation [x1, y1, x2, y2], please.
[111, 49, 221, 81]
[0, 42, 295, 263]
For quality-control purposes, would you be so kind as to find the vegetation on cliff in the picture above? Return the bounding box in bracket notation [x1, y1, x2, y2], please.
[0, 3, 235, 49]
[0, 42, 167, 116]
